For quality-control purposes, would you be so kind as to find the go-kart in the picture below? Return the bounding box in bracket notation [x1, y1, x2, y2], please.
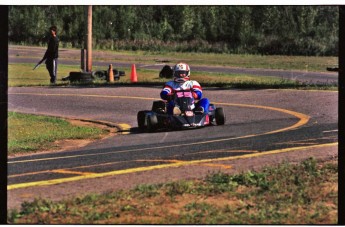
[137, 90, 226, 132]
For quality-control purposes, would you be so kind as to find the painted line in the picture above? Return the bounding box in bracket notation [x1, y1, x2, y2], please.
[7, 142, 337, 190]
[273, 137, 336, 146]
[9, 157, 232, 179]
[9, 160, 131, 178]
[181, 149, 258, 156]
[213, 102, 310, 135]
[136, 159, 185, 164]
[323, 130, 338, 133]
[117, 123, 131, 135]
[199, 163, 232, 169]
[8, 93, 310, 164]
[9, 170, 52, 178]
[5, 133, 280, 164]
[51, 169, 95, 176]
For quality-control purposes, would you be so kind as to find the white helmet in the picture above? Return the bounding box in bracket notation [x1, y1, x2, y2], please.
[173, 62, 190, 83]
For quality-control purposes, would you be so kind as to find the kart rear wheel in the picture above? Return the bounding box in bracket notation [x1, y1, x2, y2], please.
[215, 107, 226, 125]
[147, 114, 158, 132]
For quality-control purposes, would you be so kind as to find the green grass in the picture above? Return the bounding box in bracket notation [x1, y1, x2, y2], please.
[8, 112, 108, 155]
[116, 51, 337, 72]
[7, 157, 338, 224]
[8, 63, 79, 87]
[8, 63, 337, 90]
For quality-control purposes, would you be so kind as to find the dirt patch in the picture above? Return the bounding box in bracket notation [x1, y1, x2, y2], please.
[61, 118, 120, 149]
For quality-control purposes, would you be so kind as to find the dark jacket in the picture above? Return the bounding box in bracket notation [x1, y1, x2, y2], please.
[43, 35, 59, 61]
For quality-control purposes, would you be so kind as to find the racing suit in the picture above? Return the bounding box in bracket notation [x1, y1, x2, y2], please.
[160, 80, 210, 115]
[42, 35, 59, 83]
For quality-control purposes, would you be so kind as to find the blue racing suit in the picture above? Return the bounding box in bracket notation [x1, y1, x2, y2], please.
[160, 80, 210, 115]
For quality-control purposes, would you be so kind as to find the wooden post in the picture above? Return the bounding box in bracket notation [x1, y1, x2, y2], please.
[81, 49, 86, 72]
[86, 5, 92, 72]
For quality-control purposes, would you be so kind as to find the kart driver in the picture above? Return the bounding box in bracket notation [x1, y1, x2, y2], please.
[160, 62, 210, 115]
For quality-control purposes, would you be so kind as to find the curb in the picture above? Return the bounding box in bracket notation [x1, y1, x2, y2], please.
[68, 118, 129, 133]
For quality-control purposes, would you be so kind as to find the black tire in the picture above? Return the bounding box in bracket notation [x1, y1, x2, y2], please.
[137, 110, 149, 129]
[159, 65, 173, 78]
[69, 72, 93, 82]
[146, 113, 158, 132]
[215, 107, 226, 125]
[92, 70, 107, 79]
[326, 67, 339, 72]
[119, 71, 126, 76]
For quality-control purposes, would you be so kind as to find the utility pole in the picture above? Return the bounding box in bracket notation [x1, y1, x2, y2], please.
[86, 5, 92, 72]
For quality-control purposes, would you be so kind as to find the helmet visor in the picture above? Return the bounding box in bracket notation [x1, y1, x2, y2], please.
[174, 70, 189, 78]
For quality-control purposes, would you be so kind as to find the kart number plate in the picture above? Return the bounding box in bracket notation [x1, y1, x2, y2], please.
[186, 111, 194, 117]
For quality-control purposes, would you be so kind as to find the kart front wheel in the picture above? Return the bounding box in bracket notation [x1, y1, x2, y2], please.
[215, 107, 226, 125]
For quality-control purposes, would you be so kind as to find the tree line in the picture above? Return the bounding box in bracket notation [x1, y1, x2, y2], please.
[8, 6, 339, 56]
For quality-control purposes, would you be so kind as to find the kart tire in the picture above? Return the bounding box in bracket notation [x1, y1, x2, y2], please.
[92, 70, 124, 80]
[119, 71, 126, 76]
[69, 72, 93, 83]
[326, 67, 338, 72]
[159, 65, 173, 78]
[92, 70, 107, 79]
[215, 107, 226, 125]
[146, 114, 158, 132]
[137, 110, 149, 129]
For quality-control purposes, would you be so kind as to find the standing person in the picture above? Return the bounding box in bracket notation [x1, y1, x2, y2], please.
[160, 62, 210, 115]
[39, 25, 59, 84]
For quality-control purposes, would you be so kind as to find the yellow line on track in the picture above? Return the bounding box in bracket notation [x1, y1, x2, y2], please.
[8, 160, 131, 178]
[51, 169, 95, 176]
[7, 142, 337, 190]
[199, 163, 232, 169]
[213, 102, 310, 135]
[117, 123, 131, 134]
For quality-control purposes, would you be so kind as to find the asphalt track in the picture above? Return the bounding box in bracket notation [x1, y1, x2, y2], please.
[8, 87, 338, 190]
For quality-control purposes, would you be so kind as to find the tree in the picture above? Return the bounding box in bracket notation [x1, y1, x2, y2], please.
[8, 5, 339, 56]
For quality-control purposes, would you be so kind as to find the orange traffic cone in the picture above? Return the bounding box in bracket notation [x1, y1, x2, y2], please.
[108, 64, 114, 82]
[130, 64, 138, 83]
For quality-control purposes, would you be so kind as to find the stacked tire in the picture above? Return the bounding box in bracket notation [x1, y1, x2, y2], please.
[159, 65, 173, 78]
[68, 72, 93, 83]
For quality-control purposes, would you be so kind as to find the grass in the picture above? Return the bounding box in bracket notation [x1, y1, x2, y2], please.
[7, 157, 337, 224]
[8, 112, 108, 155]
[8, 63, 79, 87]
[109, 51, 338, 72]
[8, 63, 337, 90]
